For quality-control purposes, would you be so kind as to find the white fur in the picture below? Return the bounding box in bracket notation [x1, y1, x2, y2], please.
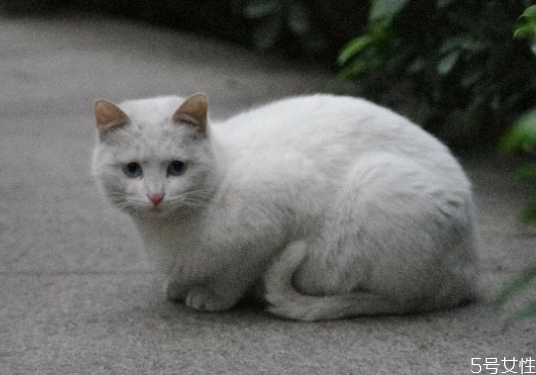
[92, 94, 477, 321]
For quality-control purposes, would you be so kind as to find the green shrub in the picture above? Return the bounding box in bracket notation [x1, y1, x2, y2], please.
[338, 0, 536, 148]
[495, 4, 536, 324]
[496, 264, 536, 325]
[499, 4, 536, 224]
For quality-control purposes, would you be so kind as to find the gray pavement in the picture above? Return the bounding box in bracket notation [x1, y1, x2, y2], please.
[1, 15, 535, 375]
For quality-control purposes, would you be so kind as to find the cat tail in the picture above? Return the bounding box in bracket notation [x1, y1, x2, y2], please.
[264, 241, 403, 321]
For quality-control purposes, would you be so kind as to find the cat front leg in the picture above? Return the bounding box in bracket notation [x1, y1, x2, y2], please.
[164, 280, 186, 301]
[183, 258, 267, 312]
[185, 286, 241, 312]
[165, 277, 245, 311]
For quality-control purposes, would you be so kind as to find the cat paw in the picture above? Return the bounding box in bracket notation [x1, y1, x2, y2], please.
[164, 281, 184, 301]
[185, 288, 235, 312]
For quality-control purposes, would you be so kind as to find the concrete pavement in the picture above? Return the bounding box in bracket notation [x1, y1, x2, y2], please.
[1, 15, 535, 375]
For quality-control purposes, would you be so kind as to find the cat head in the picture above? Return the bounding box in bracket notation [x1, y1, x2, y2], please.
[91, 93, 216, 218]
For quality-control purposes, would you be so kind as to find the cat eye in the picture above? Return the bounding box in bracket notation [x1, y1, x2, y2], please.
[122, 162, 143, 178]
[167, 160, 187, 176]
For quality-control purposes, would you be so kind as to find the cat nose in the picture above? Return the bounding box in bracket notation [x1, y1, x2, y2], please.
[147, 193, 164, 207]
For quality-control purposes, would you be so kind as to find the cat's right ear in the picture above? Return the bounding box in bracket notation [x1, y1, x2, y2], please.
[94, 99, 130, 139]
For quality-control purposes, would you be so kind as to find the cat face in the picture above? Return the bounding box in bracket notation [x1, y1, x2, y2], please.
[92, 94, 216, 217]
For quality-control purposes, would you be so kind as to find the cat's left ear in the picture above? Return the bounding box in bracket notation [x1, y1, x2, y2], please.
[172, 93, 208, 136]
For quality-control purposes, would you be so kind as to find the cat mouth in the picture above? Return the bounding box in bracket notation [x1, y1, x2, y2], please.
[140, 204, 165, 215]
[149, 206, 164, 213]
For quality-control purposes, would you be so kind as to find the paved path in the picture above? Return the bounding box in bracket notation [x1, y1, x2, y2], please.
[1, 15, 535, 375]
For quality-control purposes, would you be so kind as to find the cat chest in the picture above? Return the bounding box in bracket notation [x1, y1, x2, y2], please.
[135, 220, 201, 274]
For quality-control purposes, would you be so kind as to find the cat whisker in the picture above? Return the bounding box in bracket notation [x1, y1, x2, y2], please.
[166, 192, 212, 210]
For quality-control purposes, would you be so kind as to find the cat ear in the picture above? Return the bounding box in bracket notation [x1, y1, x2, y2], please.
[94, 99, 130, 138]
[172, 93, 208, 136]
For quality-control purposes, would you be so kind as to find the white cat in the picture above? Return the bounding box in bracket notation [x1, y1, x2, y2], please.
[92, 93, 477, 321]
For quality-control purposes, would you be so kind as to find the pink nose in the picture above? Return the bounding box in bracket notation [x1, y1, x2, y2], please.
[148, 193, 164, 207]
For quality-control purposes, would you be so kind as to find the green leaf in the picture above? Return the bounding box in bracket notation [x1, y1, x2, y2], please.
[338, 35, 378, 65]
[519, 4, 536, 23]
[514, 25, 535, 39]
[337, 60, 374, 79]
[498, 109, 536, 153]
[460, 71, 484, 88]
[439, 37, 461, 54]
[440, 36, 488, 55]
[514, 163, 536, 182]
[337, 48, 385, 79]
[514, 5, 536, 40]
[407, 57, 426, 73]
[459, 37, 489, 53]
[338, 27, 392, 65]
[521, 195, 536, 225]
[244, 0, 281, 19]
[369, 0, 410, 24]
[495, 263, 536, 305]
[508, 299, 536, 324]
[437, 50, 460, 75]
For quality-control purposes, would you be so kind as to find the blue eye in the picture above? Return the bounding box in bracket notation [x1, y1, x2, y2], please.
[167, 160, 187, 176]
[122, 162, 143, 178]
